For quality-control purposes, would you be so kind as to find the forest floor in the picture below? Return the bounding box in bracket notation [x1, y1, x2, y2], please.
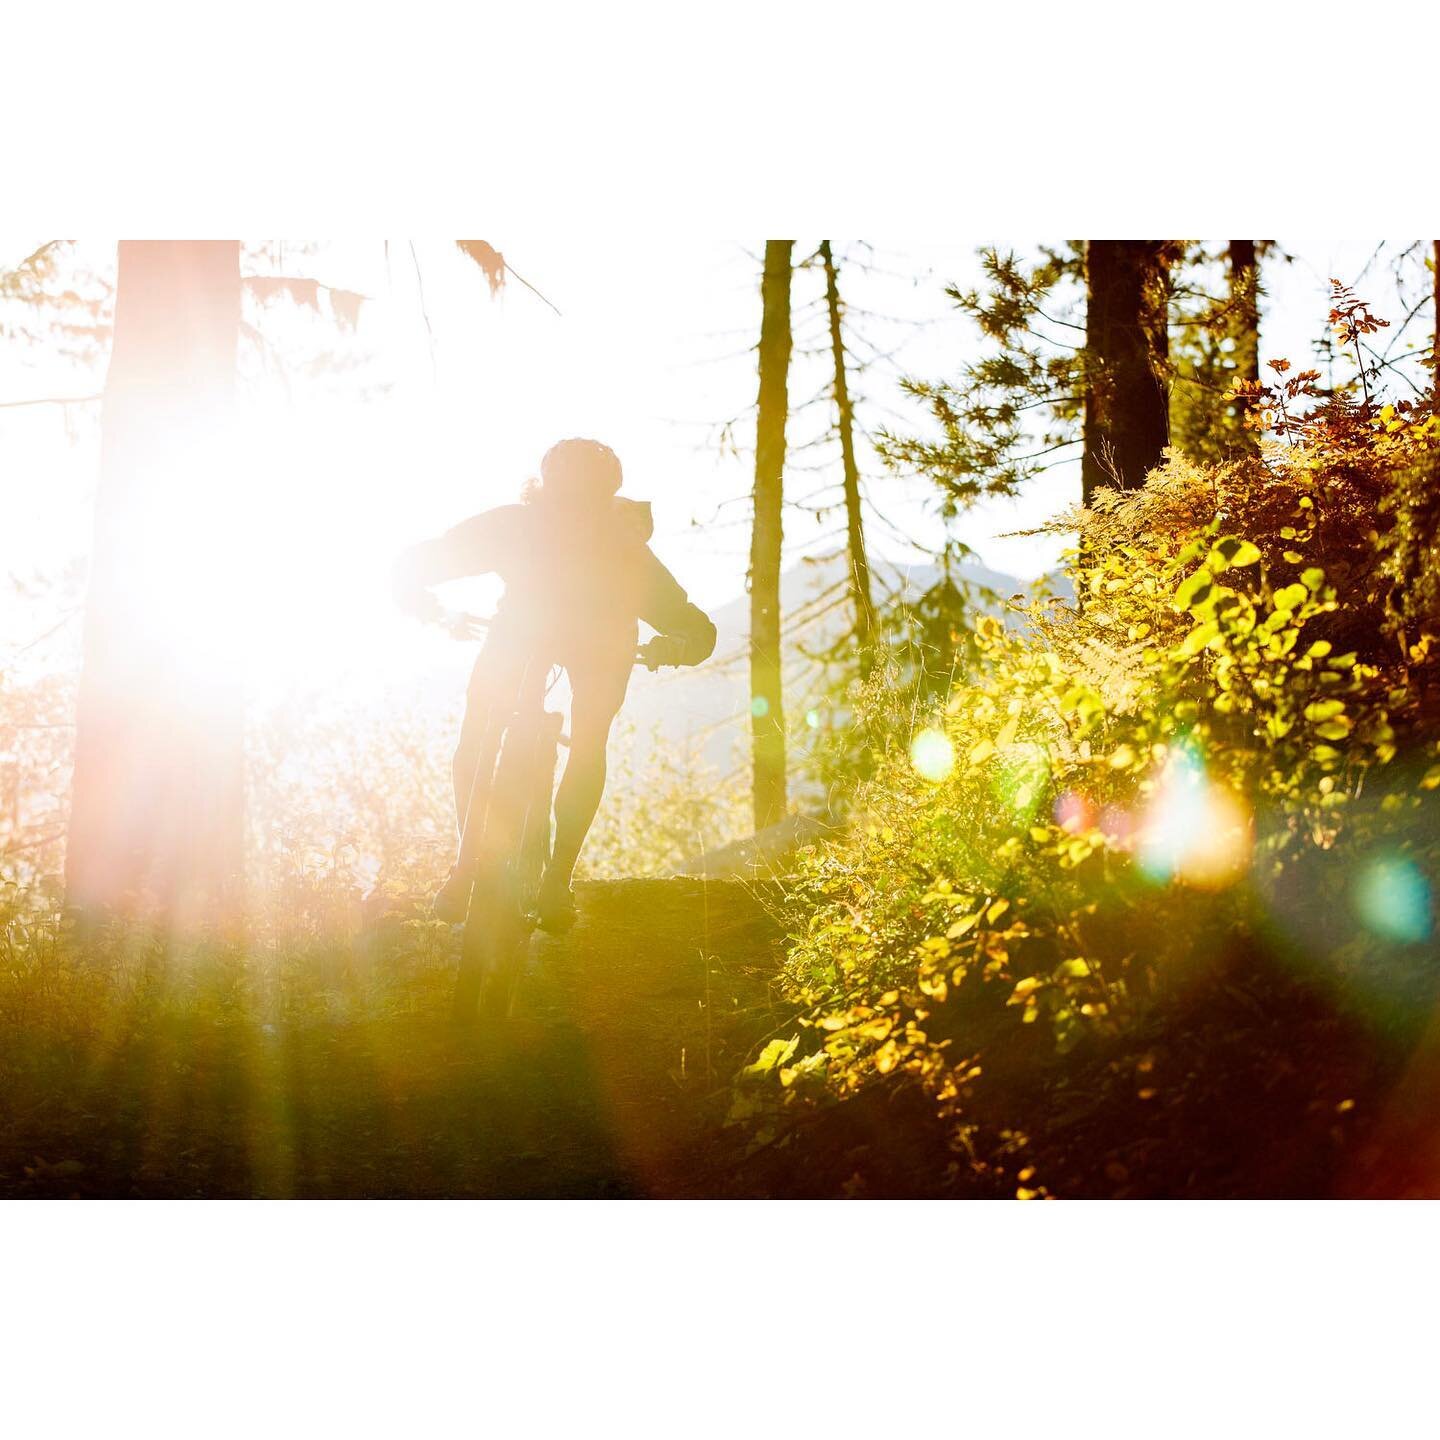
[4, 875, 1439, 1199]
[0, 879, 787, 1199]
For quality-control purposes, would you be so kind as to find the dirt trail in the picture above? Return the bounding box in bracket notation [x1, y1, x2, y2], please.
[0, 878, 785, 1199]
[479, 877, 784, 1196]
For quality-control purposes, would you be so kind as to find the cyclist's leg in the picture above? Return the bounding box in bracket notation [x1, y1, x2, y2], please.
[537, 647, 631, 925]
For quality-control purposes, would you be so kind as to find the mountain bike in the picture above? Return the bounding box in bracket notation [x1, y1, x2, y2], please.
[445, 617, 683, 1024]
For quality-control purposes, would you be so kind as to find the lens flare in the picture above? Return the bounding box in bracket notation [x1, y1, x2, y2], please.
[910, 728, 955, 783]
[750, 695, 769, 718]
[1353, 855, 1432, 943]
[1138, 747, 1251, 890]
[1100, 805, 1137, 846]
[1054, 790, 1095, 834]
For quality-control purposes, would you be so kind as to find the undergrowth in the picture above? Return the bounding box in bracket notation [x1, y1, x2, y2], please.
[734, 321, 1440, 1198]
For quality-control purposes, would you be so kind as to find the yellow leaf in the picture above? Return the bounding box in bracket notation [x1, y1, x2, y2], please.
[1173, 569, 1214, 611]
[1209, 537, 1261, 569]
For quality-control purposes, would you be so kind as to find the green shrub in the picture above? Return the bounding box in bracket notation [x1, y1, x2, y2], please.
[751, 387, 1440, 1188]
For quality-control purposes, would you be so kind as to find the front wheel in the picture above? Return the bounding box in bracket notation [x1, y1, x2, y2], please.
[450, 705, 563, 1024]
[453, 866, 533, 1024]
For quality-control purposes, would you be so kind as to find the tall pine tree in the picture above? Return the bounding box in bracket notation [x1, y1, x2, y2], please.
[881, 241, 1182, 511]
[818, 241, 876, 675]
[749, 241, 793, 831]
[1081, 241, 1173, 503]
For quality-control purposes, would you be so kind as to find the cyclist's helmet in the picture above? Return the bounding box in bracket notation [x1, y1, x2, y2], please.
[538, 438, 623, 504]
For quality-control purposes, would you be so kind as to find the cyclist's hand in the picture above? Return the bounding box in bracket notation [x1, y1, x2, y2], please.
[637, 635, 686, 671]
[441, 609, 488, 642]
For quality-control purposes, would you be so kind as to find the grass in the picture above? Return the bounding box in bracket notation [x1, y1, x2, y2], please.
[0, 878, 784, 1199]
[6, 865, 1439, 1200]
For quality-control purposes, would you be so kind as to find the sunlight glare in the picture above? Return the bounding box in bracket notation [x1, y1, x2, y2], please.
[910, 727, 955, 782]
[1138, 747, 1251, 890]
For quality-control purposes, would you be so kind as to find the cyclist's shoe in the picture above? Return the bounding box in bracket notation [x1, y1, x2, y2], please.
[434, 867, 474, 924]
[534, 876, 578, 935]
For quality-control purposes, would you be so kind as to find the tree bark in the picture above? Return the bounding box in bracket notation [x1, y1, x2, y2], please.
[66, 241, 243, 924]
[1228, 240, 1261, 451]
[1082, 241, 1172, 503]
[819, 241, 876, 677]
[1228, 240, 1261, 386]
[1433, 240, 1439, 411]
[748, 241, 793, 831]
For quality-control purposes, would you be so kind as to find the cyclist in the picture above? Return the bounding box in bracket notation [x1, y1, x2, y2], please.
[393, 438, 717, 932]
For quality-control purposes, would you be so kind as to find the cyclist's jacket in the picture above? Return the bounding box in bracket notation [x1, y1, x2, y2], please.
[393, 497, 717, 665]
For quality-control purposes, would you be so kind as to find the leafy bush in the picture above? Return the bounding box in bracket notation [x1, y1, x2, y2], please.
[746, 342, 1440, 1194]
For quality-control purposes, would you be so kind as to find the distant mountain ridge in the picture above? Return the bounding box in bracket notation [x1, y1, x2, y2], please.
[379, 550, 1069, 792]
[621, 550, 1068, 777]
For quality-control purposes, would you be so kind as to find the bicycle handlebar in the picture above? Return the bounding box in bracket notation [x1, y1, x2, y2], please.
[635, 636, 692, 671]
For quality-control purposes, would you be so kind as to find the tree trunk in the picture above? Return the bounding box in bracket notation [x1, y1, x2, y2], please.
[1082, 241, 1172, 503]
[748, 241, 793, 831]
[1432, 240, 1439, 411]
[1228, 240, 1261, 385]
[66, 241, 243, 925]
[819, 241, 876, 676]
[1228, 240, 1261, 450]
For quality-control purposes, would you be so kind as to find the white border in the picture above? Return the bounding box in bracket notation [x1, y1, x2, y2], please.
[5, 1200, 1436, 1436]
[5, 2, 1437, 1430]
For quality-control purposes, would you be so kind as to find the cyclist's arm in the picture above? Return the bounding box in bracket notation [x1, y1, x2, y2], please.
[391, 508, 518, 623]
[638, 549, 717, 666]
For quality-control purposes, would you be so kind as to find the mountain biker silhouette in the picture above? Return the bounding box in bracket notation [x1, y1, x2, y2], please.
[393, 438, 717, 932]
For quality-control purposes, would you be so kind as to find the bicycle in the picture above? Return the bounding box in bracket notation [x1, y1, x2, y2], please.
[442, 612, 686, 1024]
